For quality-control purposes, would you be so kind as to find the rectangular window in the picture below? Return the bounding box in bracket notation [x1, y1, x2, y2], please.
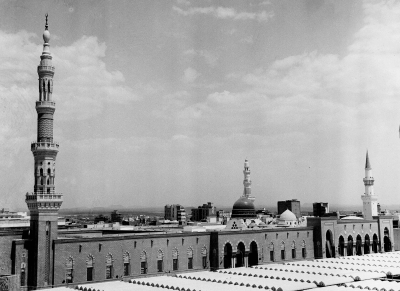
[188, 258, 193, 269]
[20, 270, 25, 286]
[140, 262, 147, 274]
[292, 249, 296, 259]
[302, 248, 306, 259]
[270, 251, 274, 262]
[157, 260, 163, 272]
[87, 267, 93, 281]
[173, 258, 178, 271]
[106, 265, 112, 279]
[202, 256, 207, 268]
[124, 263, 130, 276]
[66, 269, 73, 283]
[281, 250, 285, 260]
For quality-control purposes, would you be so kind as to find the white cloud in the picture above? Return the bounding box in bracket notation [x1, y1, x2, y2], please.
[183, 67, 200, 83]
[165, 0, 400, 206]
[183, 49, 218, 67]
[0, 30, 139, 207]
[173, 6, 274, 22]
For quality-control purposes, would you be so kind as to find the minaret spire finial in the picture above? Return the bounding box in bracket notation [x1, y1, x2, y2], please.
[45, 13, 48, 30]
[365, 150, 371, 169]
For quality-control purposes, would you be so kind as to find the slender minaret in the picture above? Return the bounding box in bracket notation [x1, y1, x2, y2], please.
[25, 14, 63, 289]
[243, 159, 255, 202]
[361, 151, 378, 220]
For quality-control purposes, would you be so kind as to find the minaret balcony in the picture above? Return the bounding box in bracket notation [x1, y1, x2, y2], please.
[31, 141, 59, 151]
[26, 192, 63, 201]
[363, 178, 374, 185]
[36, 100, 55, 108]
[37, 66, 55, 73]
[25, 192, 63, 212]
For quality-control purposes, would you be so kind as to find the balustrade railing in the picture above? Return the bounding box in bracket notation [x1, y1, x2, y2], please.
[37, 66, 55, 72]
[25, 193, 63, 200]
[31, 141, 59, 150]
[36, 100, 55, 107]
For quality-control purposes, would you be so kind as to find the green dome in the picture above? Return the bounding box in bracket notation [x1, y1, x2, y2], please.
[231, 197, 256, 218]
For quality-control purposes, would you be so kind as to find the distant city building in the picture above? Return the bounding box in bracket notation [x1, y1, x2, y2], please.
[191, 202, 216, 222]
[313, 202, 329, 217]
[110, 210, 123, 223]
[278, 199, 301, 218]
[164, 204, 186, 224]
[362, 151, 378, 219]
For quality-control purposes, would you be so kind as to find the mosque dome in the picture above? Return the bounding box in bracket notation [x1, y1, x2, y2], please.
[231, 197, 256, 219]
[279, 209, 297, 221]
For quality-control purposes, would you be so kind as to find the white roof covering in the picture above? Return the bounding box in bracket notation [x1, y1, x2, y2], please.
[345, 278, 400, 290]
[73, 252, 400, 291]
[43, 288, 74, 291]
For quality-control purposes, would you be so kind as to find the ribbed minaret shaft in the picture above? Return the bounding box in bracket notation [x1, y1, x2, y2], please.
[243, 159, 255, 202]
[361, 151, 378, 220]
[25, 15, 63, 289]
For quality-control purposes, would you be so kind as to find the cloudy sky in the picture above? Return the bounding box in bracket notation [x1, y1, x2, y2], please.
[1, 0, 400, 211]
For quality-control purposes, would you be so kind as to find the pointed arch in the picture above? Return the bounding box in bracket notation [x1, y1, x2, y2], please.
[65, 256, 74, 284]
[291, 240, 296, 259]
[249, 241, 258, 266]
[224, 242, 233, 269]
[105, 253, 113, 279]
[269, 242, 275, 262]
[236, 241, 245, 267]
[140, 251, 147, 274]
[157, 249, 164, 272]
[123, 251, 130, 277]
[301, 240, 307, 259]
[187, 246, 194, 269]
[86, 254, 95, 281]
[201, 245, 207, 269]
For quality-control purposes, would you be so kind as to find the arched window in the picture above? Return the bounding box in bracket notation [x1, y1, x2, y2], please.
[291, 241, 296, 259]
[105, 253, 113, 279]
[187, 247, 194, 269]
[66, 257, 73, 284]
[20, 262, 26, 287]
[302, 240, 307, 259]
[201, 246, 207, 269]
[269, 242, 275, 262]
[123, 252, 130, 276]
[47, 168, 51, 175]
[140, 251, 147, 274]
[338, 236, 345, 256]
[280, 241, 285, 260]
[372, 234, 379, 253]
[86, 255, 94, 281]
[172, 248, 179, 271]
[157, 250, 164, 272]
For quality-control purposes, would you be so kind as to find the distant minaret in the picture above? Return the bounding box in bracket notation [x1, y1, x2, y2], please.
[243, 159, 255, 202]
[25, 15, 63, 288]
[361, 151, 378, 219]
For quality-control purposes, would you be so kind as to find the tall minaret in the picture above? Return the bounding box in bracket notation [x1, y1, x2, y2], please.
[25, 15, 63, 289]
[243, 159, 255, 202]
[361, 151, 378, 220]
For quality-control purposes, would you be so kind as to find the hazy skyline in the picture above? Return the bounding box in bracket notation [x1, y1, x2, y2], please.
[1, 0, 400, 210]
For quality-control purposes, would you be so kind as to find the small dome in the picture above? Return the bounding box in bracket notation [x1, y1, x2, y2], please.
[43, 30, 50, 43]
[231, 197, 256, 219]
[279, 209, 297, 221]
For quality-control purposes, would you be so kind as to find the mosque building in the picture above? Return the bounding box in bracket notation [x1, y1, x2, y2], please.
[0, 16, 398, 291]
